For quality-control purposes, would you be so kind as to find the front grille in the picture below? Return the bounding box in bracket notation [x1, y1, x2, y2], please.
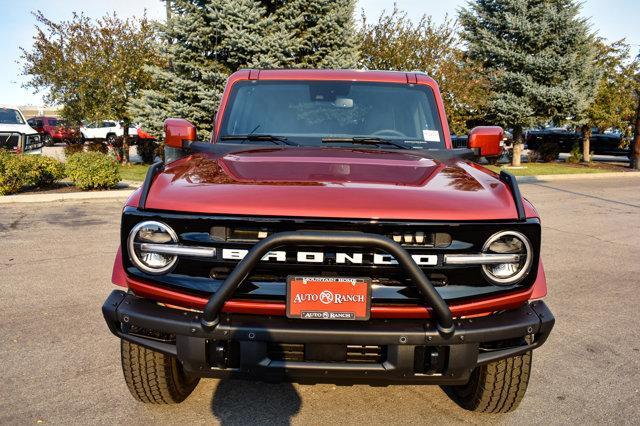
[210, 225, 451, 247]
[0, 133, 42, 152]
[0, 132, 20, 149]
[122, 209, 541, 303]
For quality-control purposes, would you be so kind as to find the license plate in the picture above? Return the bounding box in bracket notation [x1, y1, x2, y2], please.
[286, 276, 371, 320]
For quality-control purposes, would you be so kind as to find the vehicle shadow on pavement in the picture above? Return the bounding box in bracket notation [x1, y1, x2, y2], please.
[210, 379, 301, 425]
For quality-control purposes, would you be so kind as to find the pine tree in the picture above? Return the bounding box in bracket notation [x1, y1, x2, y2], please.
[274, 0, 359, 68]
[131, 0, 359, 140]
[459, 0, 599, 166]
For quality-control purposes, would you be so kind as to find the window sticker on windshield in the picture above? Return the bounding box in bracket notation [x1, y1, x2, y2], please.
[422, 129, 440, 142]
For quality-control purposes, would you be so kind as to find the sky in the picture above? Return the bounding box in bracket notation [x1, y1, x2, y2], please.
[2, 0, 640, 106]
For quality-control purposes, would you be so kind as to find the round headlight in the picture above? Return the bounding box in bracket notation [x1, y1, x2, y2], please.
[128, 221, 178, 275]
[482, 231, 532, 285]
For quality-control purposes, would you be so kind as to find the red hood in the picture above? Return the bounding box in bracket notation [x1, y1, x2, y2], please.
[137, 147, 532, 221]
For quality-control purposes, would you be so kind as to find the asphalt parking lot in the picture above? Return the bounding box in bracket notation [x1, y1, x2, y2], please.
[1, 176, 639, 424]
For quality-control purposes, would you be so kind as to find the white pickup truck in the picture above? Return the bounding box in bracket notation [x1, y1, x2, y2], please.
[0, 105, 42, 153]
[80, 120, 139, 144]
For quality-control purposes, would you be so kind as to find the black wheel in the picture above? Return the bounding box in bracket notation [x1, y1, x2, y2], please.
[120, 339, 199, 404]
[442, 351, 532, 414]
[43, 134, 54, 146]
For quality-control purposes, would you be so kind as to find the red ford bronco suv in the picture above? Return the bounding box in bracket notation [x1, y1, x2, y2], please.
[102, 69, 554, 413]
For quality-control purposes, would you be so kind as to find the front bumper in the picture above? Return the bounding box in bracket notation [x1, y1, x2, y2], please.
[103, 290, 554, 385]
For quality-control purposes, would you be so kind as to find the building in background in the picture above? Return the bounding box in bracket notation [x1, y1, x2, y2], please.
[18, 105, 62, 119]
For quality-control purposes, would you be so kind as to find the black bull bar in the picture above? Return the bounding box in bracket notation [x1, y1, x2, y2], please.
[200, 230, 455, 336]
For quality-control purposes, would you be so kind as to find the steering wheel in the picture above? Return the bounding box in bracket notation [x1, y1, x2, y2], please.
[371, 129, 407, 138]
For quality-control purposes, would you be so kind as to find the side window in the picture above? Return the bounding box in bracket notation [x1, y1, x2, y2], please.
[28, 118, 35, 126]
[103, 121, 116, 128]
[36, 119, 44, 127]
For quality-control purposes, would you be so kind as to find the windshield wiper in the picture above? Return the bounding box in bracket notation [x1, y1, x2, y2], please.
[321, 137, 410, 150]
[220, 134, 297, 146]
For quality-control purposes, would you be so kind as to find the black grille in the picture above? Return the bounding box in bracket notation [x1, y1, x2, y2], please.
[267, 343, 385, 363]
[267, 343, 304, 361]
[346, 345, 385, 363]
[0, 132, 20, 149]
[121, 208, 541, 303]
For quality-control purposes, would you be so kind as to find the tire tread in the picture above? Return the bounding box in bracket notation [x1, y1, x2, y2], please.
[120, 340, 199, 404]
[443, 351, 532, 414]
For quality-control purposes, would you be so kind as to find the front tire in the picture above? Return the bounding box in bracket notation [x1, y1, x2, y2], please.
[120, 340, 199, 404]
[443, 351, 532, 414]
[43, 134, 54, 146]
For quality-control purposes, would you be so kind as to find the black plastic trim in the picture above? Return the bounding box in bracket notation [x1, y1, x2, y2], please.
[138, 161, 164, 210]
[500, 170, 526, 221]
[188, 141, 475, 161]
[102, 290, 554, 384]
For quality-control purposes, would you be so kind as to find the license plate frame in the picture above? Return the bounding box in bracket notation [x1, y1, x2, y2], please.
[286, 276, 371, 321]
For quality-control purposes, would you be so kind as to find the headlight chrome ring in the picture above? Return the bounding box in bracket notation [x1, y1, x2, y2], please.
[128, 220, 179, 275]
[481, 230, 533, 286]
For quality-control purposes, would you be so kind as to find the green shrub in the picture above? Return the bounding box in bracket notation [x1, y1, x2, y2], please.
[537, 142, 561, 163]
[87, 141, 108, 154]
[0, 152, 35, 195]
[566, 143, 583, 164]
[64, 143, 84, 158]
[66, 152, 121, 190]
[29, 155, 66, 186]
[0, 152, 65, 195]
[136, 139, 159, 164]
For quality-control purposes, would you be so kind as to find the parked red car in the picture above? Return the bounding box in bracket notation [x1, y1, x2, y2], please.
[103, 69, 554, 413]
[27, 116, 79, 146]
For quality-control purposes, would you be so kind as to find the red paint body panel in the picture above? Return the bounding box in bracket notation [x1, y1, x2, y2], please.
[143, 148, 524, 221]
[124, 260, 546, 318]
[111, 246, 127, 287]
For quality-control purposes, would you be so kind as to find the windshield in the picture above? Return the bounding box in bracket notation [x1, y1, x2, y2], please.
[0, 108, 25, 125]
[219, 80, 445, 149]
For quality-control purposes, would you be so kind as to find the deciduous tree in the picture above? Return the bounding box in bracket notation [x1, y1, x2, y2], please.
[580, 39, 639, 162]
[21, 11, 163, 163]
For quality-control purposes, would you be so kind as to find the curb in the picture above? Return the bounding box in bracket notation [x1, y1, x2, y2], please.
[515, 171, 640, 183]
[0, 189, 136, 204]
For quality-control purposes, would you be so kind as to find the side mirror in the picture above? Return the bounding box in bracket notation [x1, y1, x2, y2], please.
[467, 126, 504, 158]
[164, 118, 197, 149]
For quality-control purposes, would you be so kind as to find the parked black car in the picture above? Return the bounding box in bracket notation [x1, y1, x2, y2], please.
[525, 128, 630, 157]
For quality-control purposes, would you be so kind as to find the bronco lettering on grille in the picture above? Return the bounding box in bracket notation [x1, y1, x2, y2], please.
[221, 249, 437, 266]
